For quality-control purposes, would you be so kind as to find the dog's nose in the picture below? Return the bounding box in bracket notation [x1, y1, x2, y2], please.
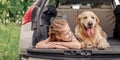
[88, 21, 93, 26]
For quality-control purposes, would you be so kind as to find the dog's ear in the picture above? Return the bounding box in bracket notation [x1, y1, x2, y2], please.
[95, 16, 100, 24]
[77, 15, 81, 24]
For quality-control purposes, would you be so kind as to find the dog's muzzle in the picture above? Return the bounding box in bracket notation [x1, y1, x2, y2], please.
[88, 21, 93, 29]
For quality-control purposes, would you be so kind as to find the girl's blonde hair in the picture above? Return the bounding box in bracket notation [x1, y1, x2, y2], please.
[49, 18, 68, 42]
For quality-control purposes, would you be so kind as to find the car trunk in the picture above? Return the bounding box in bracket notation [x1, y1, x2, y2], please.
[26, 7, 120, 59]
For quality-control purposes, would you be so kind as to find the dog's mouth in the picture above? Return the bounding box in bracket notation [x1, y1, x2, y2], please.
[83, 24, 94, 36]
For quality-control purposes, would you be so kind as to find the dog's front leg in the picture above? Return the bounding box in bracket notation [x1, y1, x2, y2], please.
[81, 40, 93, 49]
[97, 38, 110, 50]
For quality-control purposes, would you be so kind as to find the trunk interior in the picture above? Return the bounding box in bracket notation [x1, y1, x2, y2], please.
[27, 7, 120, 58]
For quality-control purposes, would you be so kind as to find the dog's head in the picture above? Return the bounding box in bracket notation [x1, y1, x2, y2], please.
[77, 11, 100, 36]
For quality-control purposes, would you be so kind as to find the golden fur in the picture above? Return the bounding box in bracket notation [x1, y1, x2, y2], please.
[75, 11, 110, 49]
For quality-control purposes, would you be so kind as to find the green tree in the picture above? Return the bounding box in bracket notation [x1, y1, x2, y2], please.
[0, 0, 35, 24]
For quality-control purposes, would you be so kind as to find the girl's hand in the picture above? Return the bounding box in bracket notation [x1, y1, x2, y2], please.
[48, 42, 61, 45]
[47, 42, 68, 49]
[54, 45, 69, 49]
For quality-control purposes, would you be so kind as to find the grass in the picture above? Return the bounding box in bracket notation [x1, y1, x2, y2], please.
[0, 23, 21, 60]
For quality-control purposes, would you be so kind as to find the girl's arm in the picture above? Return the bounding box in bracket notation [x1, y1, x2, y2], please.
[49, 38, 81, 49]
[35, 38, 53, 48]
[35, 38, 69, 49]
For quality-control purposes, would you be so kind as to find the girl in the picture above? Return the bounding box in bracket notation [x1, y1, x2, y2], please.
[35, 18, 81, 49]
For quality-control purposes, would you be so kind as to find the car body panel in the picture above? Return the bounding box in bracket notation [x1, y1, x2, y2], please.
[20, 22, 33, 53]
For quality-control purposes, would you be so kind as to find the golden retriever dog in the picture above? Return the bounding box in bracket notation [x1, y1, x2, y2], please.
[75, 11, 110, 49]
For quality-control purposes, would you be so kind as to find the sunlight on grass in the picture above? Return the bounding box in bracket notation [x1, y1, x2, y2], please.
[0, 24, 21, 60]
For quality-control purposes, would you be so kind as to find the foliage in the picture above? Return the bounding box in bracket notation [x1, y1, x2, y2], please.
[0, 24, 21, 60]
[0, 0, 35, 24]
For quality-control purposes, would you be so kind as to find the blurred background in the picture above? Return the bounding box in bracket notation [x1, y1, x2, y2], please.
[0, 0, 34, 60]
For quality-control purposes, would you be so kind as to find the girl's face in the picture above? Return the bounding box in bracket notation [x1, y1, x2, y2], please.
[55, 24, 73, 42]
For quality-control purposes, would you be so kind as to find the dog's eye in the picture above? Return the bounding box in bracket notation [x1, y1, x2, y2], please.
[92, 16, 94, 19]
[83, 16, 87, 19]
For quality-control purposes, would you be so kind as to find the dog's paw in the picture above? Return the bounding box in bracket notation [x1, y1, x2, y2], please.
[81, 41, 93, 49]
[97, 41, 110, 50]
[81, 42, 86, 49]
